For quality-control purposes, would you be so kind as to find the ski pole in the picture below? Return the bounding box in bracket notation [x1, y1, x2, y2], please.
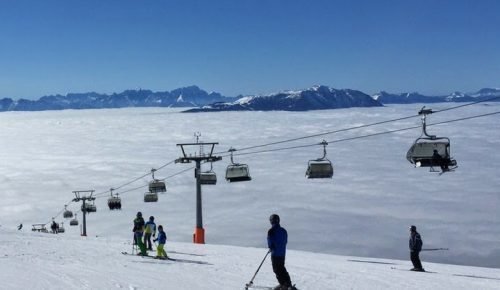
[245, 250, 271, 290]
[421, 248, 449, 251]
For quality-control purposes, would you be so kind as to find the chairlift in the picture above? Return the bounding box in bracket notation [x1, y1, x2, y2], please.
[144, 191, 158, 202]
[200, 162, 217, 185]
[81, 201, 97, 213]
[225, 148, 252, 182]
[70, 214, 79, 226]
[306, 140, 334, 179]
[406, 107, 457, 172]
[107, 188, 122, 210]
[63, 205, 73, 218]
[31, 224, 48, 233]
[149, 169, 167, 193]
[57, 222, 65, 233]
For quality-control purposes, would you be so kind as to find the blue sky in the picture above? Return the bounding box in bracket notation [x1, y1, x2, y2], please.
[0, 0, 499, 99]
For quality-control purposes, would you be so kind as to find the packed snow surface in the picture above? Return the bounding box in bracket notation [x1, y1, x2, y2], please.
[1, 228, 500, 290]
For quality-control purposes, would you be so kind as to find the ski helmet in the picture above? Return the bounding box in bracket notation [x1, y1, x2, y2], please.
[149, 216, 154, 221]
[410, 225, 416, 232]
[269, 214, 280, 225]
[137, 211, 142, 217]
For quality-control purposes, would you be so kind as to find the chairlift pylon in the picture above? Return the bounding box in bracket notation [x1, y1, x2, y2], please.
[406, 107, 457, 172]
[306, 140, 334, 179]
[225, 148, 252, 182]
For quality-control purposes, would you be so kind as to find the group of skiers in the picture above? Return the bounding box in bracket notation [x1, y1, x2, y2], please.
[131, 211, 424, 290]
[132, 212, 167, 259]
[267, 216, 425, 290]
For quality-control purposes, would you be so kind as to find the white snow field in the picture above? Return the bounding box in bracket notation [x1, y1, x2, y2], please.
[0, 103, 499, 288]
[1, 228, 500, 290]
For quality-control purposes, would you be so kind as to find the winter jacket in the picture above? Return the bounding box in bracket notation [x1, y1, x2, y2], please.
[267, 224, 288, 257]
[133, 217, 145, 233]
[156, 231, 167, 244]
[144, 221, 156, 235]
[409, 232, 423, 252]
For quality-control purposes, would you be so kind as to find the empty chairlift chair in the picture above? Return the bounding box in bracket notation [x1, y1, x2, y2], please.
[144, 191, 158, 202]
[306, 140, 334, 179]
[148, 169, 167, 193]
[406, 107, 457, 172]
[57, 222, 65, 233]
[200, 162, 217, 185]
[70, 214, 79, 226]
[225, 148, 252, 182]
[63, 205, 73, 218]
[81, 201, 97, 213]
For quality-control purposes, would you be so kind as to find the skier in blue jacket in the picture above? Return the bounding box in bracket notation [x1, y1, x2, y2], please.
[267, 214, 296, 290]
[153, 225, 168, 259]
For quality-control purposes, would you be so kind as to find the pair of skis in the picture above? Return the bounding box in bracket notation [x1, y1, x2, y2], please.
[121, 251, 210, 265]
[244, 250, 298, 290]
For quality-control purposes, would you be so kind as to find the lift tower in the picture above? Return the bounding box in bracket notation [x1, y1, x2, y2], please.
[175, 134, 221, 244]
[72, 190, 95, 237]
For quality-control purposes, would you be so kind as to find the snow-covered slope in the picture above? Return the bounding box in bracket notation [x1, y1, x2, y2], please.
[2, 228, 500, 290]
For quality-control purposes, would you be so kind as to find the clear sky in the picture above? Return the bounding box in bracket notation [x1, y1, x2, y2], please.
[0, 0, 499, 99]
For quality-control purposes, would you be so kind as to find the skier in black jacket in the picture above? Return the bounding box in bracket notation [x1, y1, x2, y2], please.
[409, 225, 424, 271]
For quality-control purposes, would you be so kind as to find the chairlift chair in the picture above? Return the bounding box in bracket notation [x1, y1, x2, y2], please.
[63, 205, 73, 219]
[107, 189, 122, 210]
[225, 148, 252, 182]
[70, 214, 79, 226]
[32, 224, 48, 233]
[144, 191, 158, 202]
[81, 201, 97, 213]
[148, 169, 166, 193]
[200, 162, 217, 185]
[200, 171, 217, 185]
[306, 140, 334, 179]
[406, 107, 457, 171]
[108, 196, 122, 210]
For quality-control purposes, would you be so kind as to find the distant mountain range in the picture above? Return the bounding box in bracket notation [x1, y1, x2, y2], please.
[0, 86, 236, 112]
[0, 86, 499, 112]
[183, 85, 382, 112]
[372, 88, 500, 104]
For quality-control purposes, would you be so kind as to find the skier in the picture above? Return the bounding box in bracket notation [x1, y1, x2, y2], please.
[409, 225, 425, 271]
[267, 214, 297, 290]
[432, 149, 449, 172]
[51, 221, 58, 234]
[153, 225, 168, 259]
[132, 212, 147, 256]
[144, 216, 157, 251]
[17, 223, 23, 230]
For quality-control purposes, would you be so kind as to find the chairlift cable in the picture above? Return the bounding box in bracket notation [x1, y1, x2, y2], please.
[45, 106, 500, 224]
[214, 96, 500, 155]
[233, 111, 500, 157]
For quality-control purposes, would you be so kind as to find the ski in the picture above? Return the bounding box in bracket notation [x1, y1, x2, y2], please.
[169, 250, 206, 257]
[245, 283, 298, 290]
[121, 251, 210, 265]
[390, 267, 435, 273]
[245, 285, 273, 290]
